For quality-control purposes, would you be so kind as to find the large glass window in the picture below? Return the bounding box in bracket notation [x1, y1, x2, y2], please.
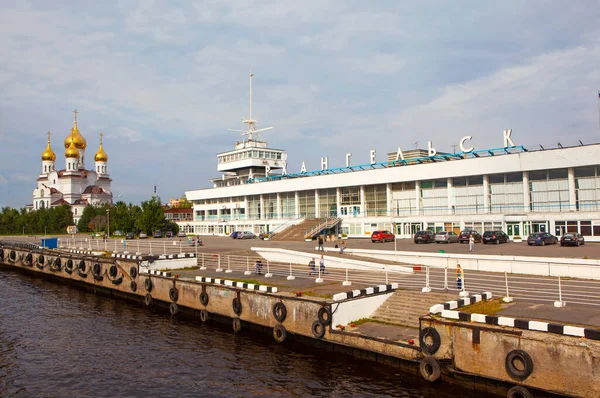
[340, 186, 360, 205]
[365, 184, 387, 216]
[279, 192, 296, 218]
[318, 188, 337, 217]
[298, 190, 316, 217]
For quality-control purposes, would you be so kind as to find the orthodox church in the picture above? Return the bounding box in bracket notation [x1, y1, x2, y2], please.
[30, 110, 113, 222]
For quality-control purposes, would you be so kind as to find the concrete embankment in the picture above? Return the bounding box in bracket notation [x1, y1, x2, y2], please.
[1, 242, 598, 397]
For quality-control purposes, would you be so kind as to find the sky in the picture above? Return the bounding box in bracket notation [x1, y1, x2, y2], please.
[1, 1, 600, 208]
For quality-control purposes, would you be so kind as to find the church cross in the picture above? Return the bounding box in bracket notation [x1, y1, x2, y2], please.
[99, 132, 103, 144]
[47, 131, 51, 142]
[73, 109, 79, 122]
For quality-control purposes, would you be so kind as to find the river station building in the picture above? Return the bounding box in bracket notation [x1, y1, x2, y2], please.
[184, 79, 600, 241]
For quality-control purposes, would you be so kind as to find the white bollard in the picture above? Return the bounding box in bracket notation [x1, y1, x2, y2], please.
[216, 254, 223, 272]
[287, 262, 296, 280]
[200, 253, 207, 270]
[265, 261, 273, 278]
[225, 256, 233, 273]
[244, 257, 252, 276]
[422, 266, 432, 293]
[342, 267, 351, 286]
[136, 240, 141, 256]
[503, 271, 514, 303]
[554, 276, 566, 307]
[443, 266, 448, 292]
[459, 270, 469, 297]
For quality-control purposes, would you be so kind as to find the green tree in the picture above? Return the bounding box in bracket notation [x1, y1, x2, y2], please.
[178, 195, 192, 209]
[136, 196, 167, 233]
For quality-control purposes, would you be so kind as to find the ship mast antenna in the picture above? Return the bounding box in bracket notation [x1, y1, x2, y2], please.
[227, 73, 273, 143]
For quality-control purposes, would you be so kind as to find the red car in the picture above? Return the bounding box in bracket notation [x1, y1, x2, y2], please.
[371, 230, 395, 243]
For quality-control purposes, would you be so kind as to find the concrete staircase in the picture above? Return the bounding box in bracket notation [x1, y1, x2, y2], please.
[371, 290, 457, 328]
[270, 218, 321, 241]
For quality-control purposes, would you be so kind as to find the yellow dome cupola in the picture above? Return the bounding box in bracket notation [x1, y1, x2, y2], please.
[94, 132, 108, 162]
[65, 137, 80, 158]
[63, 109, 87, 150]
[41, 131, 56, 161]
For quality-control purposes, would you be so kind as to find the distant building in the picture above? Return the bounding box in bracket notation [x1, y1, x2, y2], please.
[164, 207, 193, 223]
[29, 110, 113, 222]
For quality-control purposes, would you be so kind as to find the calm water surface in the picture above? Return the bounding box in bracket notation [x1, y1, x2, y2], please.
[0, 268, 478, 397]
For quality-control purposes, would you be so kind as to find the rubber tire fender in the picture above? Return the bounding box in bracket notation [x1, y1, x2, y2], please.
[144, 277, 153, 292]
[199, 291, 209, 306]
[273, 324, 287, 343]
[199, 309, 209, 322]
[54, 257, 62, 268]
[109, 265, 118, 278]
[505, 349, 534, 380]
[419, 357, 441, 382]
[232, 297, 242, 316]
[232, 317, 242, 333]
[0, 248, 3, 260]
[25, 253, 33, 265]
[92, 263, 101, 276]
[507, 385, 533, 398]
[169, 302, 178, 315]
[78, 260, 85, 270]
[169, 287, 179, 302]
[144, 294, 152, 306]
[130, 281, 137, 292]
[318, 307, 331, 326]
[419, 327, 442, 355]
[130, 266, 137, 279]
[66, 259, 73, 269]
[38, 254, 45, 265]
[10, 250, 16, 260]
[273, 302, 287, 322]
[312, 320, 326, 339]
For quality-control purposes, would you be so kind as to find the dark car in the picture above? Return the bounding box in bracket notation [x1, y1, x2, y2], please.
[459, 230, 481, 244]
[560, 233, 585, 247]
[125, 232, 134, 240]
[527, 232, 558, 246]
[371, 230, 395, 243]
[165, 231, 173, 238]
[414, 230, 435, 244]
[482, 230, 509, 244]
[153, 230, 162, 238]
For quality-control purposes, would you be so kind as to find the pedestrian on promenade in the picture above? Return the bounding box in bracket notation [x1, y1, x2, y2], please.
[340, 240, 346, 254]
[456, 264, 463, 289]
[317, 235, 324, 251]
[469, 234, 475, 252]
[255, 259, 263, 275]
[308, 258, 316, 275]
[319, 255, 326, 274]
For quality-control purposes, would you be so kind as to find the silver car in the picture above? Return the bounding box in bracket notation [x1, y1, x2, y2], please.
[434, 231, 459, 243]
[237, 231, 256, 239]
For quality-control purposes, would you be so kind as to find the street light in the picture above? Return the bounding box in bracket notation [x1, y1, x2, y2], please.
[106, 208, 110, 238]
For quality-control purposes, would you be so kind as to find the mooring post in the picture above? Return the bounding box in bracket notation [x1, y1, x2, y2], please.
[265, 260, 273, 278]
[422, 266, 432, 293]
[554, 276, 566, 307]
[342, 266, 351, 286]
[503, 271, 513, 302]
[287, 262, 295, 280]
[315, 264, 323, 283]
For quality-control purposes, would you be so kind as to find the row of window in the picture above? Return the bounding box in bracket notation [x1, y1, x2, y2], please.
[218, 150, 283, 163]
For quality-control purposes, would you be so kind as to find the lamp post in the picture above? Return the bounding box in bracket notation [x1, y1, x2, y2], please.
[106, 208, 110, 238]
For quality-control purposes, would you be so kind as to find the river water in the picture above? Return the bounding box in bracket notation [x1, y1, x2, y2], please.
[0, 268, 479, 397]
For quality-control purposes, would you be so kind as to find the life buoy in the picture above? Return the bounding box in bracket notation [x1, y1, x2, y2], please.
[505, 349, 534, 381]
[419, 357, 441, 382]
[507, 385, 533, 398]
[169, 287, 179, 302]
[273, 324, 287, 343]
[144, 277, 152, 292]
[273, 302, 287, 322]
[130, 266, 137, 278]
[232, 297, 242, 315]
[199, 291, 209, 306]
[312, 321, 326, 339]
[144, 294, 152, 306]
[232, 317, 242, 333]
[170, 302, 178, 315]
[109, 265, 118, 278]
[92, 263, 101, 276]
[130, 281, 137, 292]
[318, 307, 331, 326]
[200, 309, 209, 322]
[420, 327, 442, 355]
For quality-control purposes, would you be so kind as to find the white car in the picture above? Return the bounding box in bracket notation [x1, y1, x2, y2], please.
[237, 231, 256, 239]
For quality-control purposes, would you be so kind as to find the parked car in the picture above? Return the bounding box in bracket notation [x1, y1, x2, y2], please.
[178, 231, 186, 238]
[237, 231, 256, 239]
[482, 230, 509, 244]
[560, 233, 585, 247]
[165, 231, 173, 238]
[459, 230, 482, 244]
[414, 230, 435, 244]
[125, 232, 134, 240]
[434, 231, 459, 243]
[527, 232, 558, 246]
[371, 230, 395, 243]
[113, 230, 123, 236]
[230, 231, 241, 239]
[139, 232, 148, 239]
[153, 230, 162, 238]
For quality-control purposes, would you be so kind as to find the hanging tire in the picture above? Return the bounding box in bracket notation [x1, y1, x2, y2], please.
[0, 248, 3, 260]
[419, 357, 441, 382]
[273, 302, 287, 322]
[232, 297, 242, 315]
[54, 257, 62, 268]
[505, 349, 534, 380]
[312, 320, 326, 339]
[67, 259, 73, 269]
[144, 294, 152, 306]
[318, 307, 331, 326]
[38, 254, 45, 265]
[92, 263, 101, 276]
[109, 265, 118, 278]
[199, 291, 209, 306]
[10, 250, 16, 261]
[130, 266, 137, 278]
[420, 327, 442, 355]
[169, 287, 179, 302]
[170, 302, 178, 315]
[24, 253, 33, 265]
[200, 309, 209, 322]
[144, 277, 152, 292]
[273, 324, 287, 343]
[130, 281, 137, 292]
[232, 317, 242, 333]
[507, 385, 533, 398]
[79, 260, 86, 271]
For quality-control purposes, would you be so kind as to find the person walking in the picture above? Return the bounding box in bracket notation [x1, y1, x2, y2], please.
[469, 234, 475, 252]
[340, 240, 346, 254]
[308, 258, 316, 275]
[255, 259, 263, 275]
[456, 264, 463, 289]
[317, 235, 324, 251]
[319, 255, 326, 274]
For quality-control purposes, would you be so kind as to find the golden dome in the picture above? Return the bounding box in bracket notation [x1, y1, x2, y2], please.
[41, 131, 56, 161]
[94, 132, 108, 162]
[63, 110, 87, 150]
[65, 138, 80, 158]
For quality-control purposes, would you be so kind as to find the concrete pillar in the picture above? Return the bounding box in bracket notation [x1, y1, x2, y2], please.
[259, 194, 264, 220]
[415, 180, 421, 215]
[447, 177, 453, 215]
[483, 175, 489, 214]
[568, 167, 576, 210]
[295, 191, 300, 218]
[276, 193, 281, 219]
[315, 189, 320, 218]
[386, 183, 393, 217]
[360, 185, 366, 216]
[336, 187, 341, 217]
[523, 171, 530, 213]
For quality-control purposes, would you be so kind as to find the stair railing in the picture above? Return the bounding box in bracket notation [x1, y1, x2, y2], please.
[305, 217, 343, 238]
[268, 217, 305, 238]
